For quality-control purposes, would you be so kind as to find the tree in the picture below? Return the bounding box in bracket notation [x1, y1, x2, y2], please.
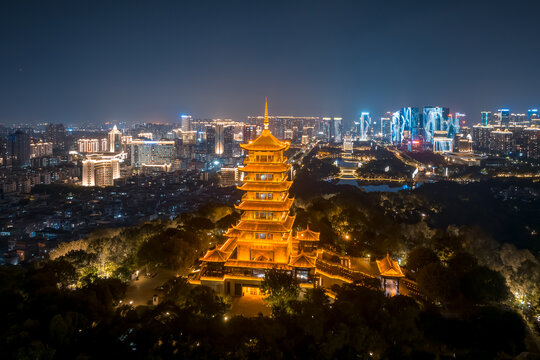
[447, 251, 478, 276]
[416, 263, 458, 303]
[261, 269, 300, 314]
[460, 266, 510, 303]
[406, 247, 440, 273]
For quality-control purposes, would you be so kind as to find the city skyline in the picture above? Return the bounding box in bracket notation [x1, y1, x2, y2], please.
[2, 0, 540, 125]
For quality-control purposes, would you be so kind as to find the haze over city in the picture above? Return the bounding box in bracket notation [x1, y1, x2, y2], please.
[2, 0, 540, 126]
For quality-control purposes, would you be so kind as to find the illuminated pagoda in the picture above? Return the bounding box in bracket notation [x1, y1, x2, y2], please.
[194, 100, 407, 298]
[196, 100, 317, 296]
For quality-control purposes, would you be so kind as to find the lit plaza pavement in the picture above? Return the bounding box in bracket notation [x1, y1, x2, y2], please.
[124, 269, 178, 306]
[229, 295, 271, 317]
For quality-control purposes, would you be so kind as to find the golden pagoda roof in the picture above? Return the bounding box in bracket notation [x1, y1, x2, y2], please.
[233, 215, 295, 232]
[201, 248, 232, 262]
[241, 162, 291, 173]
[295, 226, 320, 242]
[240, 100, 290, 151]
[235, 197, 294, 211]
[240, 130, 290, 151]
[237, 181, 292, 192]
[376, 253, 405, 277]
[289, 253, 316, 268]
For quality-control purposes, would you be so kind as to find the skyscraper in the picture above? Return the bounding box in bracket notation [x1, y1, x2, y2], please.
[108, 125, 122, 153]
[181, 115, 192, 132]
[400, 107, 420, 141]
[423, 107, 450, 143]
[380, 115, 392, 144]
[333, 117, 343, 143]
[358, 112, 371, 141]
[6, 130, 31, 167]
[480, 111, 491, 126]
[45, 123, 66, 152]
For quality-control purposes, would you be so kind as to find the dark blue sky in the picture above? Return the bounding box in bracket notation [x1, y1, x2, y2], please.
[1, 0, 540, 126]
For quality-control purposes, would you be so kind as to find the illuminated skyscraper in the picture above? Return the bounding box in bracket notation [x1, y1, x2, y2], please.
[423, 107, 450, 143]
[400, 107, 420, 141]
[333, 117, 343, 143]
[181, 115, 192, 132]
[380, 115, 392, 144]
[495, 109, 510, 126]
[82, 154, 121, 187]
[391, 111, 401, 144]
[108, 125, 122, 153]
[480, 111, 491, 126]
[358, 112, 371, 141]
[322, 117, 333, 142]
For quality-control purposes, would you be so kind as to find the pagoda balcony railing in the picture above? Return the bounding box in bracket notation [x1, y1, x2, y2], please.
[243, 157, 287, 165]
[241, 194, 287, 202]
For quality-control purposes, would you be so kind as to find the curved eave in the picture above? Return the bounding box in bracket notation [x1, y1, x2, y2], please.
[235, 197, 294, 211]
[237, 180, 292, 191]
[232, 215, 296, 232]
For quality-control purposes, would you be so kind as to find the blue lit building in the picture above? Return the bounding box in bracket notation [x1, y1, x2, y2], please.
[400, 107, 420, 141]
[391, 111, 401, 144]
[480, 111, 491, 126]
[528, 109, 539, 123]
[423, 107, 449, 143]
[497, 108, 510, 126]
[358, 112, 371, 141]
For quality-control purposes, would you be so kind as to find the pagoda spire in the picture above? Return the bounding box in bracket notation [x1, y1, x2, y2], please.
[264, 98, 269, 130]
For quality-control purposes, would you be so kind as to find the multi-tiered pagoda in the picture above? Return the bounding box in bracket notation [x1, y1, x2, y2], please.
[194, 101, 406, 298]
[197, 101, 317, 296]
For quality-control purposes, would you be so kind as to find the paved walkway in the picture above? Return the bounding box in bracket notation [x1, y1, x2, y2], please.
[124, 269, 178, 306]
[230, 295, 271, 317]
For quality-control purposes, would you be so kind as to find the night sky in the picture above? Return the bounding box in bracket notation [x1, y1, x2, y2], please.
[1, 0, 540, 126]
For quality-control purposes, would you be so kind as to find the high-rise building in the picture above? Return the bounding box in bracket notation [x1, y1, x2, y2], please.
[6, 130, 31, 167]
[206, 126, 216, 155]
[82, 154, 121, 187]
[527, 109, 539, 123]
[358, 112, 371, 141]
[213, 123, 234, 156]
[400, 107, 420, 141]
[243, 125, 258, 143]
[458, 135, 473, 153]
[423, 107, 450, 143]
[30, 141, 53, 158]
[495, 109, 510, 127]
[472, 125, 494, 153]
[489, 130, 513, 155]
[45, 123, 66, 152]
[524, 128, 540, 159]
[181, 115, 192, 132]
[322, 117, 333, 142]
[380, 115, 392, 144]
[108, 125, 122, 153]
[77, 139, 100, 153]
[480, 111, 491, 126]
[333, 117, 343, 143]
[130, 139, 175, 167]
